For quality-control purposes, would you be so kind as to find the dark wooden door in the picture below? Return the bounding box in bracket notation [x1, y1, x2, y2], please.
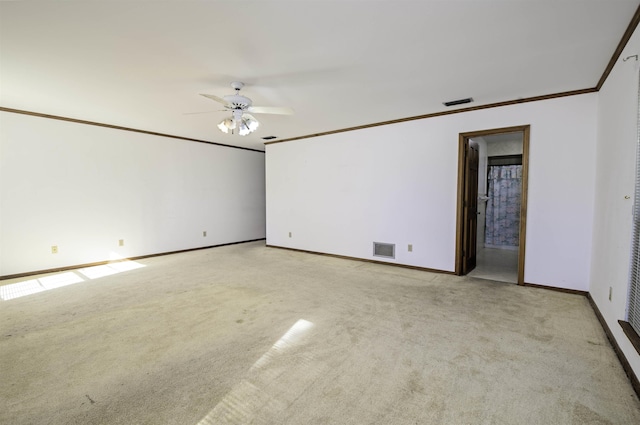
[462, 142, 479, 274]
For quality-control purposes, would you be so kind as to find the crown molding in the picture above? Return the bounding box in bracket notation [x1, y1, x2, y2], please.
[0, 107, 265, 153]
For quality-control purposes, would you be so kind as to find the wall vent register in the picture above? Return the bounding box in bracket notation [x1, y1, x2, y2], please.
[373, 242, 395, 259]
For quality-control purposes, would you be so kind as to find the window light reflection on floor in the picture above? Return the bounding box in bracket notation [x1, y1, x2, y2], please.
[38, 272, 85, 289]
[196, 319, 315, 425]
[251, 319, 314, 371]
[0, 279, 50, 300]
[77, 260, 145, 279]
[0, 259, 145, 301]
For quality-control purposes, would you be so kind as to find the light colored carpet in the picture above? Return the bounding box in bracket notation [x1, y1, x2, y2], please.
[1, 241, 639, 424]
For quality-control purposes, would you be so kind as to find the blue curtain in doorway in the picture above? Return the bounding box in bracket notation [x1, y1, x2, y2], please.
[485, 165, 522, 247]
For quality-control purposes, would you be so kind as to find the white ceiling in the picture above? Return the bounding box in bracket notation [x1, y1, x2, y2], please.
[1, 0, 638, 151]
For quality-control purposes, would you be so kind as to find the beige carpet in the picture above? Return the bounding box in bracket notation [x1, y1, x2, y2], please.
[1, 241, 639, 424]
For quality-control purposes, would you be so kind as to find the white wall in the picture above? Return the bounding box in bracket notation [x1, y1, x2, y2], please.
[0, 112, 266, 276]
[266, 94, 598, 291]
[486, 138, 523, 157]
[590, 27, 640, 377]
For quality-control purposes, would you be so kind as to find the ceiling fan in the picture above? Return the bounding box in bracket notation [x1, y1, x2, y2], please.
[200, 81, 294, 136]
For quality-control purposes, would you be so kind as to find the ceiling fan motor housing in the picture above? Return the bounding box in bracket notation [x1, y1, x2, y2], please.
[224, 94, 252, 110]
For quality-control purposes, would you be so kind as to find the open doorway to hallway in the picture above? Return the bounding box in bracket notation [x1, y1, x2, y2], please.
[456, 126, 530, 285]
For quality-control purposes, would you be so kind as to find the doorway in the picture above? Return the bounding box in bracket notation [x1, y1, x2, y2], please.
[455, 125, 530, 285]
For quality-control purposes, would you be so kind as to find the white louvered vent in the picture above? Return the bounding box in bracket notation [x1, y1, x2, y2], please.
[373, 242, 395, 259]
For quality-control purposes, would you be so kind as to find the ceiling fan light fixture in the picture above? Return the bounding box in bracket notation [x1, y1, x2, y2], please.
[238, 114, 260, 136]
[217, 117, 236, 134]
[245, 114, 260, 131]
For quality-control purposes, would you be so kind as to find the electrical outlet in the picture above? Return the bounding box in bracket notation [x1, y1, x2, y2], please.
[289, 232, 292, 238]
[51, 245, 58, 254]
[609, 287, 612, 301]
[203, 231, 207, 237]
[408, 244, 413, 252]
[119, 239, 124, 247]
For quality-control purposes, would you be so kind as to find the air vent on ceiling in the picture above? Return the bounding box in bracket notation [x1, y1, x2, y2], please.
[443, 97, 474, 107]
[262, 136, 278, 140]
[373, 242, 395, 259]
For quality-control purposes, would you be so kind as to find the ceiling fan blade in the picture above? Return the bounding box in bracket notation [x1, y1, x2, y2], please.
[183, 110, 223, 115]
[200, 94, 228, 105]
[247, 105, 294, 115]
